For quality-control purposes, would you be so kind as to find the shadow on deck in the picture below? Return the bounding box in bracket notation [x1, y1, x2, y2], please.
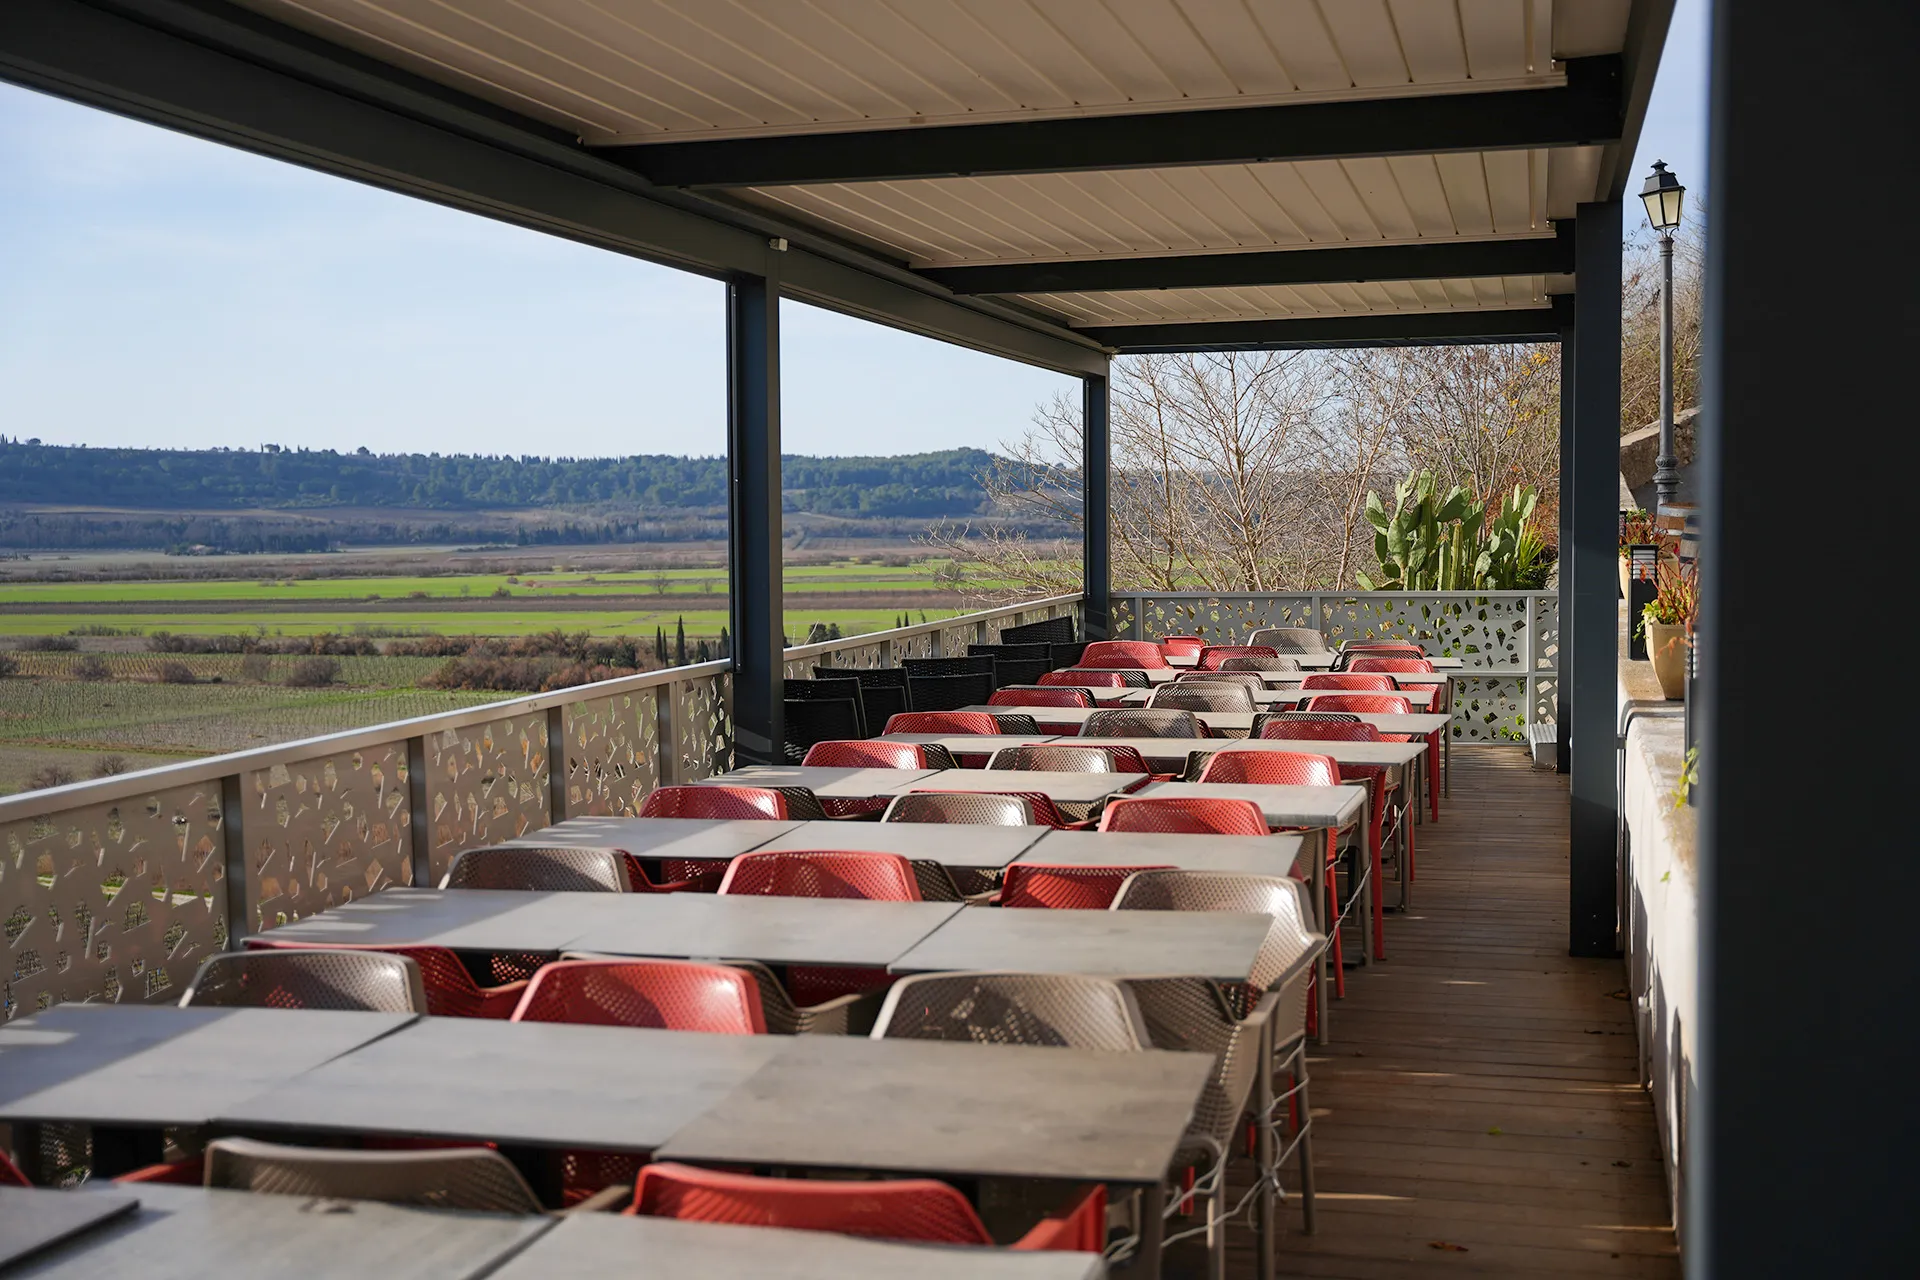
[1203, 747, 1679, 1279]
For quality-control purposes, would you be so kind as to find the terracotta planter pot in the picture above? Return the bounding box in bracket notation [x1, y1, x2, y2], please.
[1645, 620, 1688, 699]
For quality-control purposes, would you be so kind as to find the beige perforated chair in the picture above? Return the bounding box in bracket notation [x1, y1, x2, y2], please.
[1112, 869, 1325, 1234]
[442, 845, 628, 892]
[1219, 655, 1302, 673]
[1149, 683, 1257, 712]
[1174, 671, 1266, 689]
[180, 949, 427, 1014]
[202, 1137, 541, 1212]
[721, 959, 883, 1035]
[874, 970, 1273, 1274]
[1247, 627, 1329, 654]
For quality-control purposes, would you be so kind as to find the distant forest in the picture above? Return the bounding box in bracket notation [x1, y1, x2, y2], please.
[0, 440, 999, 520]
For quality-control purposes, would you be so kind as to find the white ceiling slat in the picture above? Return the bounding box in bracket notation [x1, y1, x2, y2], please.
[803, 0, 1031, 115]
[1244, 0, 1357, 92]
[1024, 0, 1185, 103]
[1457, 0, 1531, 79]
[1386, 0, 1470, 84]
[1291, 160, 1385, 241]
[1481, 148, 1536, 232]
[1315, 0, 1413, 88]
[1549, 0, 1631, 58]
[1172, 0, 1300, 95]
[1101, 0, 1243, 99]
[944, 0, 1121, 107]
[1544, 146, 1604, 220]
[866, 1, 1079, 112]
[1384, 154, 1457, 236]
[1245, 164, 1347, 244]
[1339, 157, 1420, 240]
[1199, 166, 1314, 247]
[1434, 152, 1496, 236]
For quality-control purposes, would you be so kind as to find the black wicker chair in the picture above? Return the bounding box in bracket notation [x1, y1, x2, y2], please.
[781, 698, 863, 764]
[903, 655, 996, 679]
[784, 676, 868, 736]
[815, 666, 908, 727]
[907, 671, 996, 712]
[1001, 616, 1076, 646]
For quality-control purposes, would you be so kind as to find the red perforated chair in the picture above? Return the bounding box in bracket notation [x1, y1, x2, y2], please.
[883, 711, 1001, 735]
[1299, 672, 1396, 692]
[989, 686, 1093, 708]
[244, 939, 535, 1019]
[642, 785, 790, 820]
[1079, 640, 1169, 669]
[630, 1163, 1106, 1252]
[802, 740, 928, 769]
[512, 958, 765, 1034]
[0, 1150, 27, 1187]
[1341, 642, 1426, 655]
[1347, 657, 1436, 674]
[1195, 645, 1279, 671]
[1160, 634, 1206, 658]
[1098, 795, 1269, 835]
[1196, 749, 1340, 787]
[719, 850, 922, 901]
[1306, 693, 1412, 717]
[999, 862, 1173, 909]
[1037, 670, 1128, 689]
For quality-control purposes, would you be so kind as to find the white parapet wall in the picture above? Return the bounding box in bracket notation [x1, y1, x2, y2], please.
[1618, 610, 1697, 1244]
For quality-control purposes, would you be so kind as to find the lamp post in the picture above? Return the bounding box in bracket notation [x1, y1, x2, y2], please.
[1640, 161, 1686, 511]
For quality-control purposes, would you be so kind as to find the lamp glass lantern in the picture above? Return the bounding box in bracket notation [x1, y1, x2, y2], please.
[1640, 160, 1685, 232]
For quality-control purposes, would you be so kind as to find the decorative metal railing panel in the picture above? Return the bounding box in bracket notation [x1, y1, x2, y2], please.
[560, 690, 660, 817]
[787, 595, 1081, 678]
[4, 783, 225, 1020]
[1111, 591, 1559, 741]
[246, 745, 411, 933]
[422, 713, 551, 885]
[670, 670, 734, 784]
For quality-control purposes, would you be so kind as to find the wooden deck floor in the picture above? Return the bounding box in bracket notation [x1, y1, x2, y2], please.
[1197, 747, 1679, 1279]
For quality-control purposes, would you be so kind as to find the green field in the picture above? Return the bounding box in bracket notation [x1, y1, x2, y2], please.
[0, 607, 970, 637]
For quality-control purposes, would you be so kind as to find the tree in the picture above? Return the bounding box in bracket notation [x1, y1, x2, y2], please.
[654, 627, 668, 665]
[674, 618, 686, 666]
[1620, 227, 1704, 433]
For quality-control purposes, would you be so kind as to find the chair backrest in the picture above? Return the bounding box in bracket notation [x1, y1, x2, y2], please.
[1347, 656, 1436, 673]
[641, 785, 789, 821]
[1256, 717, 1381, 743]
[1079, 640, 1168, 669]
[1082, 708, 1205, 738]
[1037, 670, 1123, 689]
[882, 711, 1001, 735]
[1197, 749, 1341, 787]
[442, 844, 631, 892]
[511, 958, 766, 1033]
[1115, 869, 1323, 1005]
[990, 686, 1093, 708]
[802, 739, 928, 769]
[911, 789, 1074, 829]
[874, 971, 1148, 1049]
[881, 791, 1039, 826]
[818, 667, 908, 724]
[1000, 862, 1173, 909]
[1299, 672, 1395, 692]
[970, 642, 1049, 659]
[1219, 655, 1302, 672]
[989, 713, 1041, 735]
[1335, 642, 1426, 669]
[204, 1137, 542, 1213]
[905, 671, 996, 712]
[782, 697, 864, 762]
[1174, 671, 1265, 689]
[1098, 796, 1269, 835]
[243, 939, 518, 1018]
[1159, 635, 1206, 657]
[1305, 693, 1413, 714]
[986, 743, 1151, 775]
[785, 677, 867, 732]
[1148, 682, 1256, 712]
[903, 655, 995, 679]
[632, 1162, 994, 1245]
[1247, 626, 1328, 653]
[718, 849, 921, 901]
[999, 615, 1077, 647]
[181, 949, 427, 1013]
[1195, 645, 1279, 670]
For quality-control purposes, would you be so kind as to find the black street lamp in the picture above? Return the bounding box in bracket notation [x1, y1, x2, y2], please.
[1640, 161, 1686, 510]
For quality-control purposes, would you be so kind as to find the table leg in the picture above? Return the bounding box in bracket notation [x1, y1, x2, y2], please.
[1355, 818, 1375, 967]
[1135, 1182, 1166, 1277]
[1312, 830, 1330, 1045]
[1427, 730, 1443, 820]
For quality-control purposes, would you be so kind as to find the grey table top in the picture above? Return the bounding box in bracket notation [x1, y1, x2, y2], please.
[0, 1187, 139, 1272]
[1019, 828, 1310, 878]
[0, 1005, 414, 1127]
[1077, 737, 1427, 770]
[890, 903, 1271, 984]
[752, 820, 1053, 868]
[1247, 685, 1439, 704]
[563, 894, 965, 967]
[503, 816, 801, 859]
[905, 770, 1147, 803]
[1168, 652, 1338, 669]
[2, 1182, 549, 1280]
[657, 1034, 1215, 1186]
[218, 1018, 788, 1153]
[266, 887, 604, 951]
[1134, 781, 1367, 828]
[878, 733, 1064, 755]
[489, 1213, 1107, 1280]
[704, 766, 938, 797]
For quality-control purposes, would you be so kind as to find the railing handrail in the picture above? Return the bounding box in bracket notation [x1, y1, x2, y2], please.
[1114, 589, 1556, 600]
[779, 593, 1083, 663]
[0, 657, 733, 822]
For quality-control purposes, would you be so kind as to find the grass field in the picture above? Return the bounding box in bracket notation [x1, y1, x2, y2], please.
[0, 607, 967, 637]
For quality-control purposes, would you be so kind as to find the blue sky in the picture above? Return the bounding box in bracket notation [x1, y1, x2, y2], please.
[0, 0, 1705, 460]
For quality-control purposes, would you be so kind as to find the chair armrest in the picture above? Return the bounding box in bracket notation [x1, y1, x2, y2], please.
[555, 1183, 633, 1215]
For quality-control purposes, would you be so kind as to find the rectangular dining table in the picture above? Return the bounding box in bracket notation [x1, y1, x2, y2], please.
[890, 903, 1272, 984]
[903, 769, 1148, 805]
[877, 732, 1064, 765]
[0, 1187, 139, 1271]
[751, 819, 1052, 869]
[701, 765, 938, 798]
[500, 816, 802, 861]
[1018, 827, 1311, 879]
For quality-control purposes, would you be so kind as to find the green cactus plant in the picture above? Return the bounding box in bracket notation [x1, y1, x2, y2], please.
[1357, 472, 1544, 591]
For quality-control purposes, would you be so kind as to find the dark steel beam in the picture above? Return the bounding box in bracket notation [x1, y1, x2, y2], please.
[1081, 374, 1111, 643]
[624, 58, 1621, 189]
[1694, 0, 1911, 1271]
[0, 0, 1106, 377]
[1566, 201, 1620, 958]
[1085, 306, 1565, 353]
[1556, 319, 1574, 776]
[924, 227, 1575, 297]
[726, 258, 784, 767]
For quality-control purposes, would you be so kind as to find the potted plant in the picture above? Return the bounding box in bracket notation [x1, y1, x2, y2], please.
[1640, 560, 1698, 699]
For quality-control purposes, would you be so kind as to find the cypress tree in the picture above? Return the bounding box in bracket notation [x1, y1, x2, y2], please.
[675, 617, 686, 666]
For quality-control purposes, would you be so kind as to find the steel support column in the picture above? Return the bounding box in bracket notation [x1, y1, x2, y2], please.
[1556, 321, 1575, 775]
[727, 253, 784, 765]
[1567, 201, 1620, 957]
[1081, 372, 1111, 641]
[1693, 0, 1911, 1270]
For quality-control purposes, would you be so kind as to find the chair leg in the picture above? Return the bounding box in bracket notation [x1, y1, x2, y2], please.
[1369, 822, 1385, 962]
[1427, 730, 1442, 820]
[1294, 1053, 1317, 1236]
[1324, 860, 1346, 997]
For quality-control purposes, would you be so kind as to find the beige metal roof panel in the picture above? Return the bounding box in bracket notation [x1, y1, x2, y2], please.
[236, 0, 1573, 145]
[735, 149, 1572, 267]
[1027, 274, 1550, 327]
